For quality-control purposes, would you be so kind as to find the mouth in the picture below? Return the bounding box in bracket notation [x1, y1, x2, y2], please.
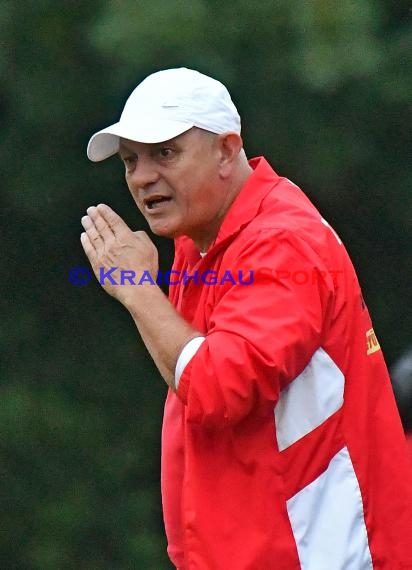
[144, 195, 172, 211]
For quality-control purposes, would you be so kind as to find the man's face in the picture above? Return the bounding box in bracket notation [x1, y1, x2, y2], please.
[119, 128, 230, 248]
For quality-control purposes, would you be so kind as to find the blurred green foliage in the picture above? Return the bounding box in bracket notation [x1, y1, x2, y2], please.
[1, 1, 411, 567]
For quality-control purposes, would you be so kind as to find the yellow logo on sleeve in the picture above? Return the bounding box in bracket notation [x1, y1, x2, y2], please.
[366, 328, 381, 355]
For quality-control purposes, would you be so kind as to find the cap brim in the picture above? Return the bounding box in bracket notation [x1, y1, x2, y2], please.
[87, 119, 194, 162]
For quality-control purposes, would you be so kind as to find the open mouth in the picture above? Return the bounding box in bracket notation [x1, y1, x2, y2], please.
[145, 196, 172, 210]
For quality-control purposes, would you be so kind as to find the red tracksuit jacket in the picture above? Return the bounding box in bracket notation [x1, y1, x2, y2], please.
[161, 157, 412, 569]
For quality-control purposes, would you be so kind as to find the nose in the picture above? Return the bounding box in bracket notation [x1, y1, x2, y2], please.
[127, 156, 160, 191]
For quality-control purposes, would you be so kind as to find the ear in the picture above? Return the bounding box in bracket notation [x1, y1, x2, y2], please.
[217, 133, 244, 178]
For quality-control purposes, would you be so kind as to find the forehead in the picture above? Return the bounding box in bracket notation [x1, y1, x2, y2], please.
[118, 127, 216, 155]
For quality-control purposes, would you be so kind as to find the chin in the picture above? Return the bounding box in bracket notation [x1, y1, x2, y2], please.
[149, 222, 180, 240]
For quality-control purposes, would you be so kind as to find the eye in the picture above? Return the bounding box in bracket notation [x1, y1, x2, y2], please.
[159, 147, 173, 157]
[122, 154, 137, 171]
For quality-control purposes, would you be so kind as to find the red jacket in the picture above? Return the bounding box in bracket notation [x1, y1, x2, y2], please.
[162, 157, 412, 569]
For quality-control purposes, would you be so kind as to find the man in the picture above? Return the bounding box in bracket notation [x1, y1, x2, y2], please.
[82, 68, 412, 569]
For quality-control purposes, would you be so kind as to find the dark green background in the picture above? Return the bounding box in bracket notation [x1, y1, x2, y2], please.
[2, 1, 411, 567]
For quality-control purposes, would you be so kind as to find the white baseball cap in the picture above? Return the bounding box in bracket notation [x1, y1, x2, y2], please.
[87, 67, 241, 162]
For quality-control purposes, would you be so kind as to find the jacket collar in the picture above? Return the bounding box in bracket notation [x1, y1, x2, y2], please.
[213, 156, 280, 245]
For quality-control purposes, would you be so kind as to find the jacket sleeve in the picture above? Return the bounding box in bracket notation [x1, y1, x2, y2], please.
[175, 229, 335, 428]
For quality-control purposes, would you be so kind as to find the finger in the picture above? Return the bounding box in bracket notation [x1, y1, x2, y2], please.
[81, 215, 104, 248]
[87, 205, 115, 241]
[133, 230, 159, 255]
[133, 230, 152, 244]
[80, 232, 97, 264]
[96, 203, 130, 237]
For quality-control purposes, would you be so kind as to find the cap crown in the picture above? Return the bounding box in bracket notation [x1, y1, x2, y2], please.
[121, 68, 241, 135]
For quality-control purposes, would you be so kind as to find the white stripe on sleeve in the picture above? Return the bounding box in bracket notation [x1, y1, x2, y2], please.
[175, 336, 206, 389]
[275, 347, 345, 451]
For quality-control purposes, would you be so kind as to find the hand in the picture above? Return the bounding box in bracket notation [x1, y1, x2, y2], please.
[80, 204, 159, 308]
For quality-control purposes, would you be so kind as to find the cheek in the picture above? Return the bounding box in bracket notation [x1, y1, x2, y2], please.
[128, 188, 143, 211]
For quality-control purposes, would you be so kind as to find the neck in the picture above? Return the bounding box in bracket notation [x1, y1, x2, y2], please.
[194, 157, 253, 252]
